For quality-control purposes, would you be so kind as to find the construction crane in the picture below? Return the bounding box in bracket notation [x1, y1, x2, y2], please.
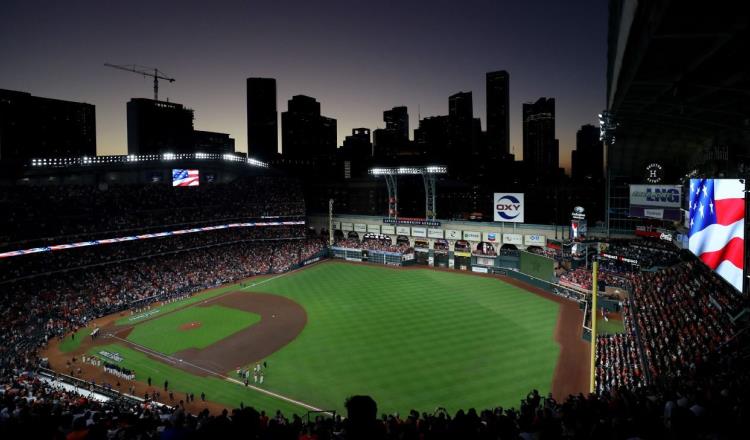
[104, 63, 175, 101]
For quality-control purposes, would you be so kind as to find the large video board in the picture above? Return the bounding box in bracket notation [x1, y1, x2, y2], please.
[688, 178, 745, 292]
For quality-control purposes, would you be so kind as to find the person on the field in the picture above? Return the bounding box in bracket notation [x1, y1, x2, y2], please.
[259, 373, 264, 384]
[164, 379, 169, 391]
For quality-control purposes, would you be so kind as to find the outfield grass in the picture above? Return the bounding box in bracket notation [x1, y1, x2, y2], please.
[59, 327, 93, 353]
[126, 305, 260, 354]
[116, 262, 562, 415]
[89, 343, 305, 415]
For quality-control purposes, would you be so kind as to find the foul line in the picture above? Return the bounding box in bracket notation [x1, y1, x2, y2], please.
[105, 334, 329, 414]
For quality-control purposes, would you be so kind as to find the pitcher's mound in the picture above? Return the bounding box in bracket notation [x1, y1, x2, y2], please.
[179, 321, 202, 331]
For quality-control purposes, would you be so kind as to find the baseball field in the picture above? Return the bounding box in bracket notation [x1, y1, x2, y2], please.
[50, 261, 587, 416]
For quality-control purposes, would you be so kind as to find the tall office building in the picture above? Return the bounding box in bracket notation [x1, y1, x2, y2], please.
[281, 95, 336, 159]
[126, 98, 194, 155]
[522, 97, 557, 177]
[383, 106, 409, 141]
[0, 89, 96, 162]
[448, 91, 478, 157]
[373, 106, 410, 159]
[246, 78, 278, 159]
[571, 124, 604, 181]
[486, 70, 510, 158]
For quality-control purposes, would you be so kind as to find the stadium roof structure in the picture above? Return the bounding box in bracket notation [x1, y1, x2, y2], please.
[606, 0, 750, 180]
[29, 152, 268, 169]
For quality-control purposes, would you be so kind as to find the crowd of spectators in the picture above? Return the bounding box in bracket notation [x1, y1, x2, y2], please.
[526, 246, 560, 260]
[0, 226, 308, 283]
[0, 235, 326, 381]
[595, 301, 646, 393]
[335, 238, 413, 255]
[600, 239, 681, 268]
[0, 176, 305, 250]
[628, 261, 741, 379]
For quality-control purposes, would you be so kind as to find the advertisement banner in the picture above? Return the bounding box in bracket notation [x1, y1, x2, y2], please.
[411, 227, 427, 237]
[396, 226, 411, 236]
[463, 231, 481, 241]
[472, 266, 489, 273]
[428, 228, 444, 239]
[493, 193, 525, 223]
[354, 223, 367, 233]
[502, 233, 523, 245]
[483, 232, 499, 242]
[381, 225, 395, 235]
[367, 224, 380, 233]
[333, 221, 341, 230]
[445, 229, 461, 240]
[629, 185, 682, 207]
[341, 222, 353, 231]
[524, 234, 546, 246]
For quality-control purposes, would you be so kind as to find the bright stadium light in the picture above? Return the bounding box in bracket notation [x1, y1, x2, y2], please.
[162, 152, 175, 161]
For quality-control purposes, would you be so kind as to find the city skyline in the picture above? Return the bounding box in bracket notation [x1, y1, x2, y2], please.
[1, 0, 606, 172]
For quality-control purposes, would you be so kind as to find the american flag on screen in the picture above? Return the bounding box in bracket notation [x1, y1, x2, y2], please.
[688, 179, 745, 291]
[172, 169, 199, 187]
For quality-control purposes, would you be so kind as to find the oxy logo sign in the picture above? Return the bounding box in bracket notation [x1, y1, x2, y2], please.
[493, 193, 525, 223]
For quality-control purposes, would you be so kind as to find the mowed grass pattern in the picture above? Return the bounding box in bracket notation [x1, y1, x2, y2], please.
[127, 305, 260, 354]
[248, 263, 561, 414]
[89, 343, 305, 415]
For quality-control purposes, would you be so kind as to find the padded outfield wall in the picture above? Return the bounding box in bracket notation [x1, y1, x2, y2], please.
[519, 251, 555, 282]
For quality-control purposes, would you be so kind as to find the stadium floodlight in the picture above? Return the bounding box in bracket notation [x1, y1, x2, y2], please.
[195, 152, 208, 159]
[369, 166, 447, 176]
[162, 152, 176, 161]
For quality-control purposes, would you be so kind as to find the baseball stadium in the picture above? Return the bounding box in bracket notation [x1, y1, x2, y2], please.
[2, 2, 750, 439]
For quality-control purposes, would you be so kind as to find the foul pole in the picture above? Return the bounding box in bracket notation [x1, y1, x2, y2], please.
[589, 260, 599, 394]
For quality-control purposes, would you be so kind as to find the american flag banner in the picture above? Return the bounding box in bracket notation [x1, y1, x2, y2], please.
[172, 169, 200, 186]
[688, 179, 745, 292]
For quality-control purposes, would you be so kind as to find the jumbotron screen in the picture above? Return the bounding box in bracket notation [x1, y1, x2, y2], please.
[688, 178, 745, 292]
[172, 169, 199, 187]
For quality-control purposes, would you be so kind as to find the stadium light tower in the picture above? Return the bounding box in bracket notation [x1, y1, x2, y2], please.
[369, 166, 447, 220]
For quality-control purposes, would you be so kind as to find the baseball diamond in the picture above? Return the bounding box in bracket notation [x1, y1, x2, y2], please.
[42, 261, 587, 415]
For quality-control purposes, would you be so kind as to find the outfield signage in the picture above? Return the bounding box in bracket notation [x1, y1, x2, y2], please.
[493, 193, 525, 223]
[629, 184, 682, 221]
[502, 233, 523, 245]
[428, 228, 443, 239]
[411, 227, 427, 237]
[463, 231, 481, 241]
[341, 222, 353, 231]
[524, 234, 546, 246]
[483, 232, 499, 242]
[396, 226, 411, 236]
[381, 225, 395, 234]
[383, 217, 441, 227]
[332, 221, 341, 230]
[472, 266, 489, 273]
[354, 223, 367, 233]
[445, 229, 461, 240]
[367, 224, 380, 233]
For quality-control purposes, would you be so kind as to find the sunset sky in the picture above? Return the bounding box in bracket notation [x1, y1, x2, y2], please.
[1, 0, 607, 171]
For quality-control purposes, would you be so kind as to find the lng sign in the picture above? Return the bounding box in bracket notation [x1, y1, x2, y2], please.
[493, 193, 525, 223]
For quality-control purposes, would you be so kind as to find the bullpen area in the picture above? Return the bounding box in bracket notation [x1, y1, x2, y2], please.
[45, 261, 587, 415]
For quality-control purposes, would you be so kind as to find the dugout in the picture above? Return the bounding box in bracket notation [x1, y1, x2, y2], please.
[433, 239, 449, 268]
[414, 239, 430, 265]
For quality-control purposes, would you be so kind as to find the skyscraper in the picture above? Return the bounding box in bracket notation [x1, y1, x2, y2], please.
[486, 70, 510, 158]
[247, 78, 278, 159]
[384, 106, 409, 141]
[193, 130, 235, 154]
[127, 98, 194, 155]
[373, 106, 410, 160]
[281, 95, 336, 159]
[448, 92, 478, 158]
[571, 124, 604, 181]
[522, 98, 557, 178]
[0, 89, 96, 162]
